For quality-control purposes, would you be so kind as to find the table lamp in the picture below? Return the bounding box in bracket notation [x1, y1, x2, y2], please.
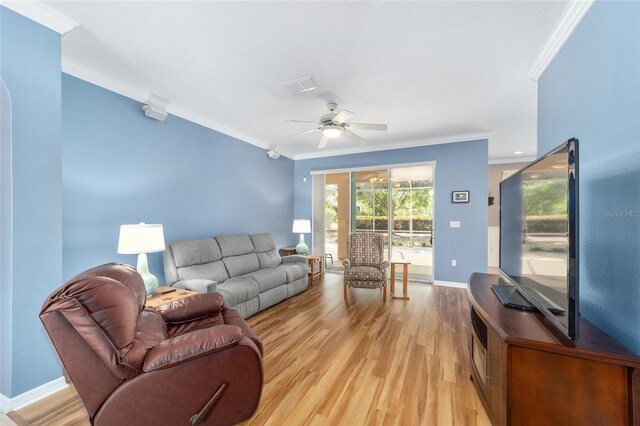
[117, 222, 166, 295]
[292, 219, 311, 254]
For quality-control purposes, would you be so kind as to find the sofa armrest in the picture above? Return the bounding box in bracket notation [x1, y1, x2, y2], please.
[172, 279, 217, 294]
[143, 324, 243, 371]
[155, 293, 224, 325]
[342, 259, 351, 268]
[282, 255, 307, 264]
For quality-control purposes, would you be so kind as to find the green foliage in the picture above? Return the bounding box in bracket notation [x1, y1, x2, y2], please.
[524, 179, 567, 216]
[526, 215, 567, 233]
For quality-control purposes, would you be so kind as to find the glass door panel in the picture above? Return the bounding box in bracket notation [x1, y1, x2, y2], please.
[353, 170, 389, 261]
[324, 172, 351, 271]
[390, 165, 434, 281]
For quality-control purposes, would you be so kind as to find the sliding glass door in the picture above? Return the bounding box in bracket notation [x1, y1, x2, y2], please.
[389, 166, 434, 281]
[324, 173, 350, 271]
[353, 169, 389, 262]
[321, 164, 434, 281]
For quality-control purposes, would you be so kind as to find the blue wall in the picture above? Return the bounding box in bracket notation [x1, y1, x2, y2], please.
[294, 140, 488, 283]
[0, 7, 63, 396]
[537, 1, 639, 354]
[62, 75, 295, 283]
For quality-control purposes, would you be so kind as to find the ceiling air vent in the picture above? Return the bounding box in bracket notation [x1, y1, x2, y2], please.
[280, 75, 317, 94]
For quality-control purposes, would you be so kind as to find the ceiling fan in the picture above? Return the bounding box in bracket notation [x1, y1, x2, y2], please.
[286, 103, 388, 149]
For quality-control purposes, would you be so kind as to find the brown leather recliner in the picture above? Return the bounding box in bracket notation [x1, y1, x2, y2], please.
[40, 263, 263, 426]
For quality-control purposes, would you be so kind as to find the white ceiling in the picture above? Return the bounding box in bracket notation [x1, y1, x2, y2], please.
[46, 1, 569, 160]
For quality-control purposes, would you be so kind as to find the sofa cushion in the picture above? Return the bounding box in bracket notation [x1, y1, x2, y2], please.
[177, 260, 229, 284]
[250, 233, 282, 268]
[344, 266, 385, 281]
[276, 264, 308, 283]
[242, 268, 287, 292]
[216, 235, 255, 257]
[171, 239, 222, 268]
[249, 233, 276, 252]
[223, 253, 260, 277]
[255, 250, 280, 269]
[216, 277, 259, 307]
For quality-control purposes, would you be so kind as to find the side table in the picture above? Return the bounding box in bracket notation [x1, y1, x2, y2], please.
[390, 260, 411, 300]
[146, 286, 198, 309]
[280, 246, 297, 256]
[305, 254, 324, 285]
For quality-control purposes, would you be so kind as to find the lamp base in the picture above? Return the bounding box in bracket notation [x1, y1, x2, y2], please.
[137, 252, 159, 295]
[296, 234, 309, 255]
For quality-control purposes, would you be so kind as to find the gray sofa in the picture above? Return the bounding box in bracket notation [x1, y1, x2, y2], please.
[163, 233, 308, 318]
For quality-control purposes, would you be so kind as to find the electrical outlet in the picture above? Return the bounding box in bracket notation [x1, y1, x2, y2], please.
[451, 259, 457, 267]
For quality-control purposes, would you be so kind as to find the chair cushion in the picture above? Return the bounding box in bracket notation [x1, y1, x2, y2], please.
[344, 266, 385, 282]
[276, 264, 308, 283]
[349, 232, 383, 267]
[216, 277, 259, 307]
[171, 239, 222, 268]
[242, 268, 287, 292]
[216, 235, 255, 257]
[177, 260, 229, 284]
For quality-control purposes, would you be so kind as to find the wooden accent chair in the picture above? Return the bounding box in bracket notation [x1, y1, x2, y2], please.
[342, 232, 389, 301]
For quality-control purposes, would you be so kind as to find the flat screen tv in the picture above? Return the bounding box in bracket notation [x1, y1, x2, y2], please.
[499, 138, 579, 340]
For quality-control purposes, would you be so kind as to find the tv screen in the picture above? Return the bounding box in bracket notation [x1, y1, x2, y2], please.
[500, 139, 579, 339]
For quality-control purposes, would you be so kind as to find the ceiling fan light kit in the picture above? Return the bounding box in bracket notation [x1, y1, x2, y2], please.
[286, 102, 388, 150]
[322, 125, 342, 139]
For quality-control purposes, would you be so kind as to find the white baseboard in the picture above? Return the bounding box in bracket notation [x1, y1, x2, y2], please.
[0, 377, 67, 413]
[433, 280, 467, 289]
[0, 394, 10, 414]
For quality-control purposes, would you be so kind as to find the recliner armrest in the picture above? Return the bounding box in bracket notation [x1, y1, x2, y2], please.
[172, 279, 217, 293]
[155, 292, 225, 324]
[282, 255, 307, 264]
[143, 324, 243, 371]
[380, 261, 389, 270]
[342, 259, 351, 268]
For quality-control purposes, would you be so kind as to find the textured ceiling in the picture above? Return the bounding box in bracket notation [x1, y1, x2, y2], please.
[47, 1, 569, 160]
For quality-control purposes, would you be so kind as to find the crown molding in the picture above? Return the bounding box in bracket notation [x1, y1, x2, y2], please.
[1, 1, 78, 35]
[489, 156, 536, 165]
[61, 57, 295, 160]
[293, 131, 494, 160]
[528, 0, 595, 82]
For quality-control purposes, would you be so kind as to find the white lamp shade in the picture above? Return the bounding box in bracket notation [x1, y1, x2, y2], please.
[117, 223, 166, 254]
[292, 219, 311, 234]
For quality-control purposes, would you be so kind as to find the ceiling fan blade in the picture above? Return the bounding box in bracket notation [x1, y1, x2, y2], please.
[318, 135, 329, 149]
[286, 120, 318, 124]
[285, 128, 318, 138]
[348, 123, 388, 131]
[333, 110, 354, 124]
[343, 129, 367, 145]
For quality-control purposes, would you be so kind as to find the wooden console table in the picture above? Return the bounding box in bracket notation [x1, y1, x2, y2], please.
[390, 260, 411, 299]
[468, 273, 640, 425]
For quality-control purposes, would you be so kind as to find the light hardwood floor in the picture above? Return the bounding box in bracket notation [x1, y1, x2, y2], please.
[10, 274, 491, 426]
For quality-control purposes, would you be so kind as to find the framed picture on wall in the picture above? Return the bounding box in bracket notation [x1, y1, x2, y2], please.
[452, 191, 470, 203]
